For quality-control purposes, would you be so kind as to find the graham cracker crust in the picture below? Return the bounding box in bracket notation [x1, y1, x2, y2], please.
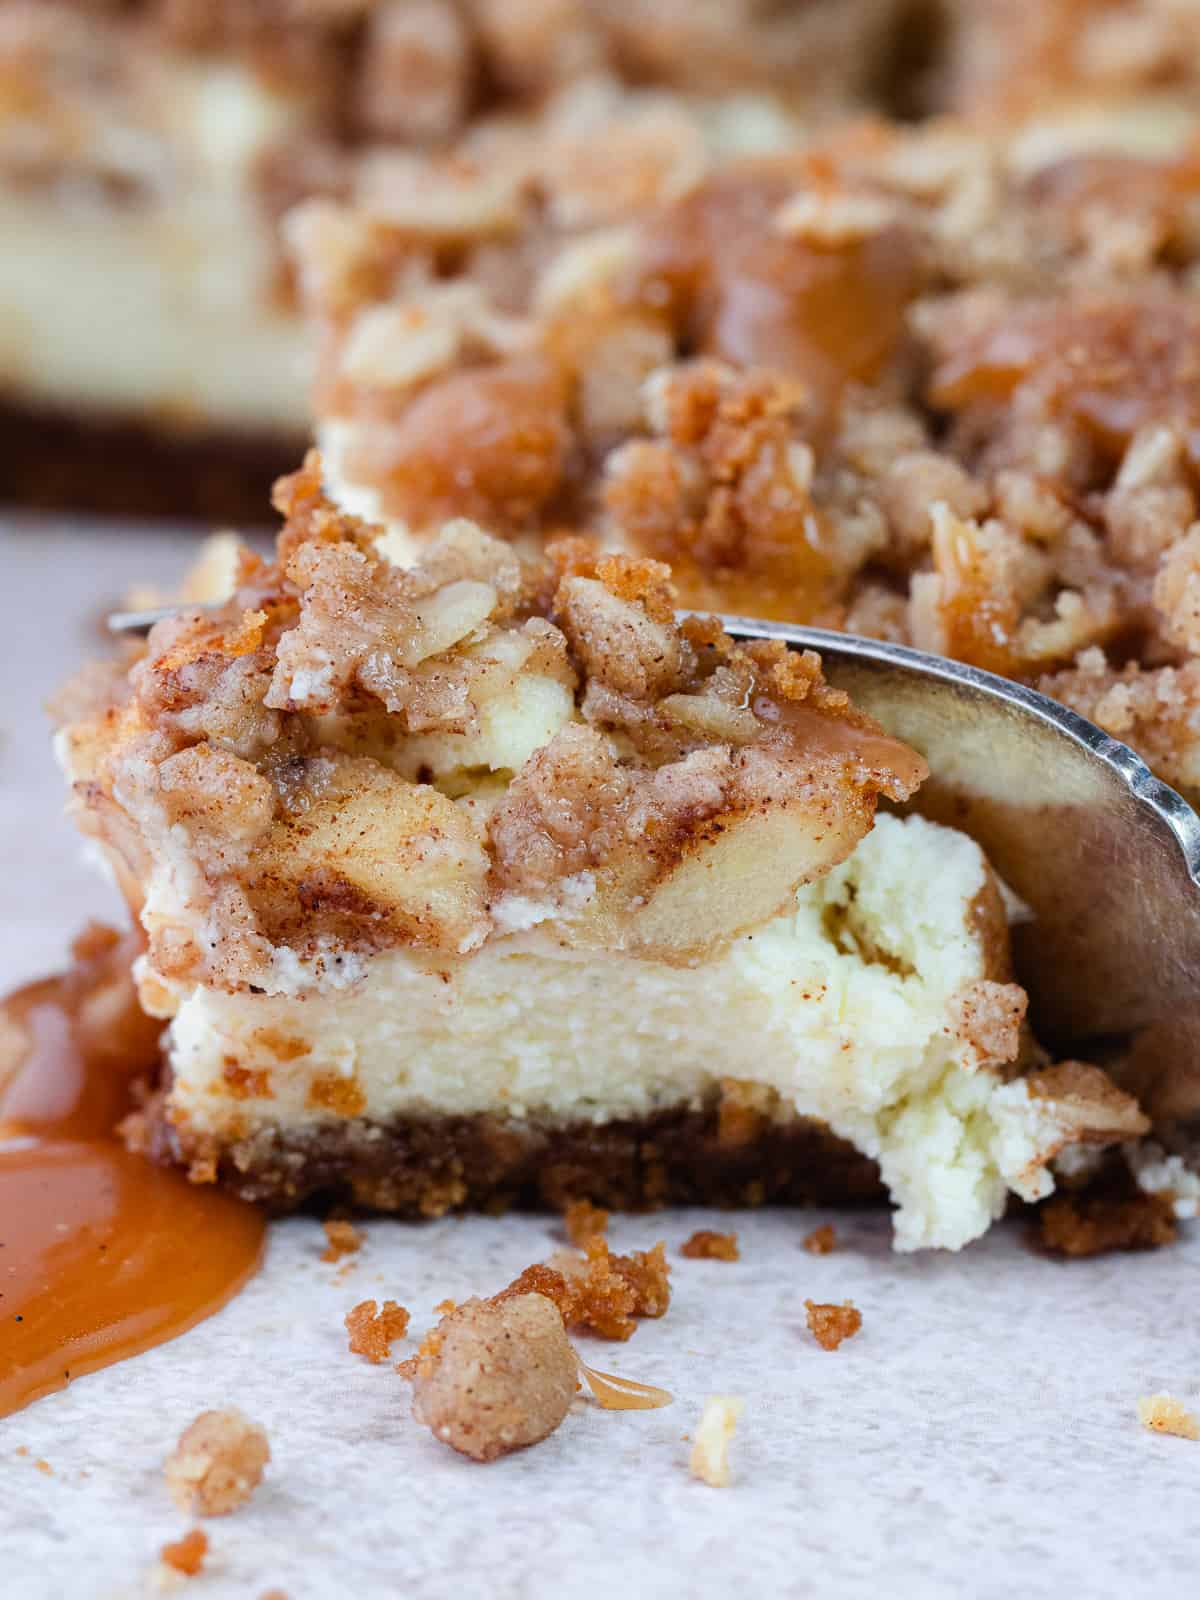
[146, 1103, 887, 1217]
[0, 400, 303, 523]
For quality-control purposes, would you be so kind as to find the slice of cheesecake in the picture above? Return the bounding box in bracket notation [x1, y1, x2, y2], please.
[56, 456, 1147, 1249]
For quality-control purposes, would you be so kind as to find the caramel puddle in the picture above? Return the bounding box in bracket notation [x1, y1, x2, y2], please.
[0, 927, 264, 1418]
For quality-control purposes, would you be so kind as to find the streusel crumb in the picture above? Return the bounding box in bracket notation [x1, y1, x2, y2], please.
[1137, 1393, 1199, 1441]
[680, 1230, 739, 1261]
[805, 1300, 862, 1351]
[690, 1396, 744, 1487]
[409, 1294, 579, 1463]
[802, 1225, 837, 1255]
[501, 1239, 671, 1341]
[345, 1299, 411, 1363]
[165, 1410, 271, 1517]
[321, 1219, 363, 1262]
[159, 1530, 208, 1578]
[563, 1199, 609, 1247]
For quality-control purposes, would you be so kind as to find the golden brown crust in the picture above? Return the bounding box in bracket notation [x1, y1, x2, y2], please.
[1037, 1178, 1178, 1258]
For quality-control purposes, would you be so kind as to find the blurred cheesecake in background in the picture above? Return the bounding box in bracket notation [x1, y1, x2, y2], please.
[296, 93, 1200, 808]
[0, 0, 917, 521]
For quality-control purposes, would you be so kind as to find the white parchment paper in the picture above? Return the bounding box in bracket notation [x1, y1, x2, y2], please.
[2, 518, 1196, 1600]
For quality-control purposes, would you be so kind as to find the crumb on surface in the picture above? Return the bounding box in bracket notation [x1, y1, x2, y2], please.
[500, 1238, 671, 1340]
[690, 1396, 744, 1487]
[804, 1299, 862, 1351]
[159, 1530, 208, 1578]
[434, 1298, 458, 1316]
[563, 1199, 609, 1247]
[1137, 1393, 1199, 1440]
[408, 1293, 579, 1463]
[164, 1410, 271, 1517]
[321, 1219, 363, 1262]
[802, 1224, 837, 1255]
[1038, 1187, 1177, 1257]
[345, 1299, 411, 1363]
[34, 1458, 52, 1475]
[681, 1229, 740, 1261]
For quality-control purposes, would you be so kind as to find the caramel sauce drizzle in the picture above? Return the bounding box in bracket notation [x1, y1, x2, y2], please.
[577, 1358, 673, 1411]
[0, 927, 264, 1419]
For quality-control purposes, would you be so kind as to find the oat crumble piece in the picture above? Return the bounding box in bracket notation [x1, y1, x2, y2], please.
[1137, 1393, 1199, 1441]
[805, 1299, 862, 1351]
[690, 1396, 744, 1487]
[165, 1410, 271, 1517]
[680, 1229, 740, 1261]
[408, 1294, 579, 1463]
[563, 1199, 609, 1247]
[321, 1219, 364, 1262]
[159, 1530, 208, 1579]
[802, 1224, 837, 1255]
[345, 1299, 411, 1363]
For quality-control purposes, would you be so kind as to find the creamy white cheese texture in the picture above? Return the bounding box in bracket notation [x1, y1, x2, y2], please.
[163, 815, 1072, 1252]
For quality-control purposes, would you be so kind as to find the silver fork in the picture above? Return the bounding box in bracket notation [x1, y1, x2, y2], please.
[109, 603, 1200, 1128]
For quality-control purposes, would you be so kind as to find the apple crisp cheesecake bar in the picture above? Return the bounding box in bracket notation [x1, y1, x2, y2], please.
[55, 457, 1151, 1250]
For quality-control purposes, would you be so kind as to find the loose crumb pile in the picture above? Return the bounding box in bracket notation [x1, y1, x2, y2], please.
[164, 1410, 271, 1517]
[408, 1294, 579, 1462]
[321, 1219, 364, 1262]
[681, 1230, 740, 1261]
[345, 1299, 411, 1364]
[804, 1300, 862, 1351]
[563, 1199, 609, 1247]
[1038, 1188, 1177, 1258]
[501, 1239, 671, 1340]
[1137, 1393, 1199, 1440]
[159, 1530, 208, 1578]
[690, 1396, 744, 1487]
[802, 1225, 837, 1255]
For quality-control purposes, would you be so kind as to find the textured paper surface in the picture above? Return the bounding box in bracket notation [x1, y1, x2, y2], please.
[2, 518, 1197, 1600]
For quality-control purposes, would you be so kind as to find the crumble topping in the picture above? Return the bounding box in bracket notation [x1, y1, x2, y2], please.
[689, 1395, 743, 1487]
[320, 1218, 363, 1261]
[802, 1224, 837, 1255]
[804, 1299, 863, 1351]
[1136, 1392, 1199, 1441]
[408, 1292, 579, 1463]
[60, 451, 924, 999]
[345, 1298, 411, 1363]
[680, 1230, 740, 1262]
[164, 1410, 271, 1517]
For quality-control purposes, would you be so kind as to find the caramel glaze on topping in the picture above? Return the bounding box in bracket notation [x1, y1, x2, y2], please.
[627, 166, 925, 412]
[0, 926, 264, 1419]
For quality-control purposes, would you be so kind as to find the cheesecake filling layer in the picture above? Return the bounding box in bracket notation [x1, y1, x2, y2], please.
[159, 814, 1138, 1252]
